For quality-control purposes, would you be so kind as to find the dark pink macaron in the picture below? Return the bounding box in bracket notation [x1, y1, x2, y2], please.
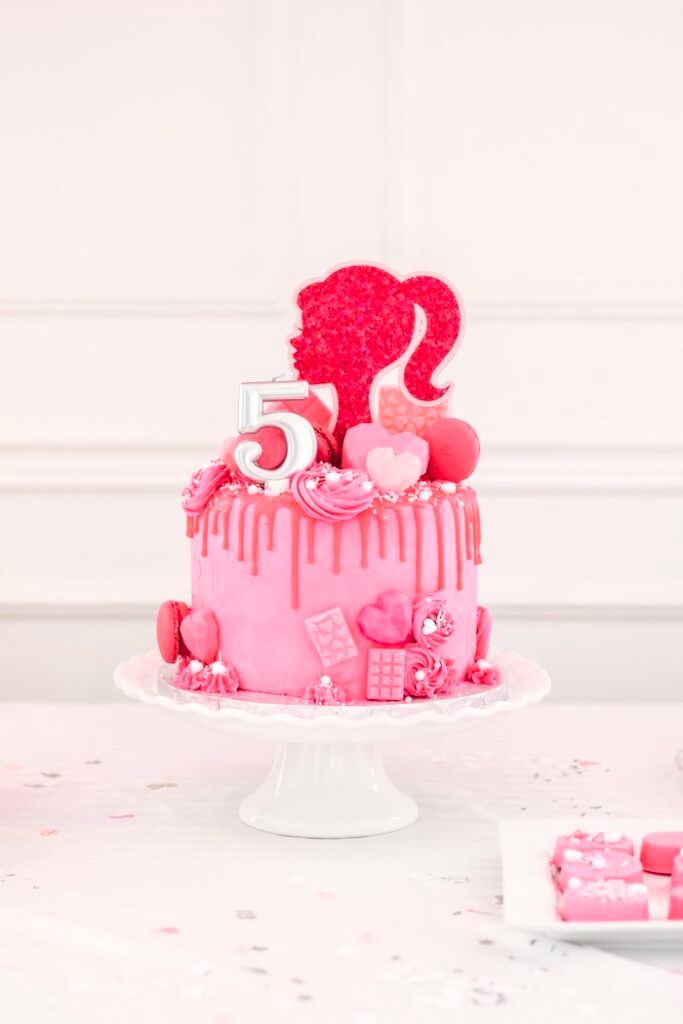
[156, 600, 190, 663]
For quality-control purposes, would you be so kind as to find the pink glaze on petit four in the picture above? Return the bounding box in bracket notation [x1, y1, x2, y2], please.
[640, 832, 683, 875]
[551, 830, 634, 870]
[668, 885, 683, 920]
[558, 849, 643, 891]
[558, 879, 649, 922]
[671, 850, 683, 888]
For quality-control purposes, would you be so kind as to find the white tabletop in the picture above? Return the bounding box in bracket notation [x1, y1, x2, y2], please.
[2, 702, 682, 1023]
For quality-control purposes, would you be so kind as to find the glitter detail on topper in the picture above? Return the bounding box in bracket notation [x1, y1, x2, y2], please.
[289, 264, 463, 443]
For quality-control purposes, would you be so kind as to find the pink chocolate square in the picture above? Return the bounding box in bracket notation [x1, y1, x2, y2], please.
[366, 648, 406, 701]
[304, 607, 359, 669]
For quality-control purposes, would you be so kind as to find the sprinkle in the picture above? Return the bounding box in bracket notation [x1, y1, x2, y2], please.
[325, 470, 341, 484]
[305, 478, 318, 490]
[440, 481, 456, 494]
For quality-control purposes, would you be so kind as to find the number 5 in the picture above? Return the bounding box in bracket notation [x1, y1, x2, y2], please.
[234, 381, 317, 491]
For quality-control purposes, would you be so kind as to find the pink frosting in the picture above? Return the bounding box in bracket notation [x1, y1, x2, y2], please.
[173, 656, 239, 694]
[303, 675, 348, 705]
[412, 592, 454, 647]
[290, 463, 377, 523]
[182, 461, 231, 514]
[467, 659, 501, 686]
[404, 644, 454, 698]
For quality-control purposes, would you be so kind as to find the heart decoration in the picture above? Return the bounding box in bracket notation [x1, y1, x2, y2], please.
[357, 590, 413, 646]
[342, 422, 429, 475]
[365, 447, 423, 493]
[179, 608, 219, 664]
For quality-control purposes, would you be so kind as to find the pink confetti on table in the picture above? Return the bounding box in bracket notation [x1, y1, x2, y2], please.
[154, 926, 180, 935]
[304, 607, 358, 668]
[109, 813, 135, 820]
[38, 828, 58, 837]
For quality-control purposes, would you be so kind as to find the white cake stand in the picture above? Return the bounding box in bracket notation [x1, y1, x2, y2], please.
[114, 649, 550, 839]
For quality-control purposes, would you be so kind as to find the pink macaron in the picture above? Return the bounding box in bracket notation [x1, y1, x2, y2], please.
[157, 600, 190, 663]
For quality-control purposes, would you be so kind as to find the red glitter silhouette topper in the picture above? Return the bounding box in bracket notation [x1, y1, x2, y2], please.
[290, 265, 462, 441]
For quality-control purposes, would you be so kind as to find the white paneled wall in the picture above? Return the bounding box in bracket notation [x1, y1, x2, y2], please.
[1, 0, 682, 701]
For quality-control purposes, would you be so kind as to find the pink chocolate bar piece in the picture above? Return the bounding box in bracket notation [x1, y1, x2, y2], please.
[559, 849, 643, 892]
[640, 831, 683, 875]
[366, 648, 406, 701]
[551, 829, 634, 869]
[668, 885, 683, 920]
[304, 607, 359, 669]
[559, 878, 649, 922]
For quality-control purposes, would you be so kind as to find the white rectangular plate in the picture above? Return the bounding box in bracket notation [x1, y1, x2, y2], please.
[500, 817, 683, 947]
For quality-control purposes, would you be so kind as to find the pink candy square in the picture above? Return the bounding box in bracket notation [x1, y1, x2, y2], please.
[304, 607, 359, 669]
[366, 648, 406, 701]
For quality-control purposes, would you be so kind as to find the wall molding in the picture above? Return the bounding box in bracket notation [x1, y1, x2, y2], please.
[2, 298, 683, 321]
[1, 596, 680, 622]
[1, 442, 682, 496]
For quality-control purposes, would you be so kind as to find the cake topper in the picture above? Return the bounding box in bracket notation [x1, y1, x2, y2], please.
[290, 264, 462, 442]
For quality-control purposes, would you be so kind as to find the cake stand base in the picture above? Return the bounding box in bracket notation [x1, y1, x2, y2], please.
[114, 649, 550, 839]
[238, 742, 418, 838]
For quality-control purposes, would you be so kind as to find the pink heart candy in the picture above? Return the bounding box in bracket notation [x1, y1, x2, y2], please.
[357, 590, 413, 646]
[366, 447, 423, 492]
[342, 423, 428, 475]
[179, 608, 219, 664]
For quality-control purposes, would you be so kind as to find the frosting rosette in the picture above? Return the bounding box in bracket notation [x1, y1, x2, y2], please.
[291, 463, 377, 523]
[467, 659, 501, 686]
[404, 644, 453, 698]
[204, 659, 240, 694]
[412, 592, 454, 647]
[181, 460, 231, 514]
[303, 675, 348, 705]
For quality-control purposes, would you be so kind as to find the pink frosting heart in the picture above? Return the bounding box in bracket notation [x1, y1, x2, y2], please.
[179, 608, 219, 663]
[342, 423, 428, 479]
[357, 590, 413, 645]
[366, 447, 423, 492]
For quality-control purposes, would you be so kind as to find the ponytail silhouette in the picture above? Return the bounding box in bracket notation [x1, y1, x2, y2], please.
[291, 265, 461, 442]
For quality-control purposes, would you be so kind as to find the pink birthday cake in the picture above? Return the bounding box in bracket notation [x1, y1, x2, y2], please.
[156, 264, 497, 705]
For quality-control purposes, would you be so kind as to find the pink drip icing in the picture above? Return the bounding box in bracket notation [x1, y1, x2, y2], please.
[201, 509, 210, 557]
[435, 504, 445, 590]
[222, 501, 233, 549]
[413, 504, 424, 592]
[306, 518, 315, 563]
[237, 501, 248, 561]
[291, 507, 302, 609]
[359, 512, 370, 568]
[189, 487, 481, 610]
[377, 513, 386, 558]
[332, 524, 342, 573]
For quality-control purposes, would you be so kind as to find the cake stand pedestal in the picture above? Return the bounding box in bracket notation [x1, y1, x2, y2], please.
[114, 650, 550, 839]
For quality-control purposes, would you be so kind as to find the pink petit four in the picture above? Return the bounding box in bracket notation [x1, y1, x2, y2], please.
[668, 885, 683, 920]
[640, 831, 683, 875]
[559, 879, 649, 922]
[558, 849, 643, 891]
[671, 850, 683, 888]
[551, 829, 634, 870]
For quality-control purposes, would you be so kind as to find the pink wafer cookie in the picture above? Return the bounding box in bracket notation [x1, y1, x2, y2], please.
[304, 607, 359, 669]
[558, 849, 643, 891]
[559, 879, 649, 922]
[551, 829, 633, 869]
